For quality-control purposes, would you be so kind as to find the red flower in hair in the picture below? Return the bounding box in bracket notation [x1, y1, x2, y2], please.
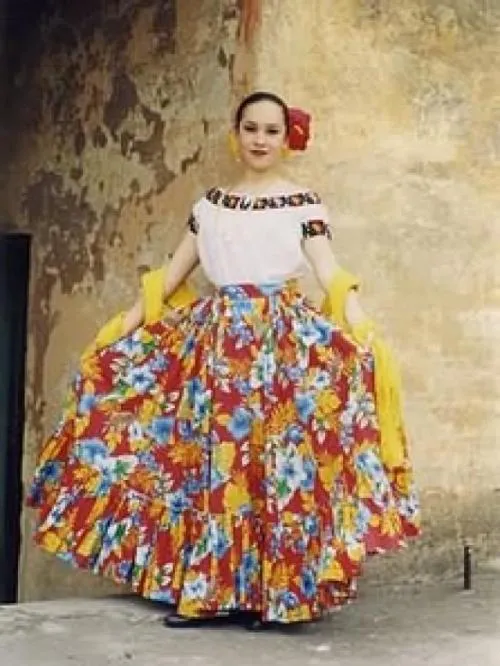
[287, 107, 311, 151]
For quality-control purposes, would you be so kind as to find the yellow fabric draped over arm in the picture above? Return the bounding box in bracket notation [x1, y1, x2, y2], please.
[141, 267, 197, 324]
[320, 268, 407, 470]
[92, 312, 126, 351]
[82, 266, 198, 357]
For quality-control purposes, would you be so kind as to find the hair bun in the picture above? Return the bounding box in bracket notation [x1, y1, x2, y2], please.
[288, 108, 311, 152]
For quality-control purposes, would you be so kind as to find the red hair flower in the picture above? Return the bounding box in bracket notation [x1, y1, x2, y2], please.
[288, 107, 311, 152]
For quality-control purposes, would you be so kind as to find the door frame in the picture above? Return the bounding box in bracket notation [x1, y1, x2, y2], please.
[0, 231, 31, 603]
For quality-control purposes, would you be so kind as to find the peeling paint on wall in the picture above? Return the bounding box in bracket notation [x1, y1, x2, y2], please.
[2, 0, 245, 601]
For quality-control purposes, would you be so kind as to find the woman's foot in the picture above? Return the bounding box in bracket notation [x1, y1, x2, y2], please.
[241, 613, 267, 631]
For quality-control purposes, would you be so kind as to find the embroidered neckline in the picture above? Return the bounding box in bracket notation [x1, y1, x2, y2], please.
[205, 187, 321, 210]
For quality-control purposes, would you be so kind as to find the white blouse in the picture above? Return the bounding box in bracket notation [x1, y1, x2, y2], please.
[190, 188, 331, 287]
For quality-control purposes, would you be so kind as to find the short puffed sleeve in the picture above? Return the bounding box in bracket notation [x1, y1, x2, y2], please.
[300, 193, 332, 240]
[186, 193, 209, 235]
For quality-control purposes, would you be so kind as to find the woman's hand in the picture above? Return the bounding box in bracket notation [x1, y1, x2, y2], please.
[344, 288, 367, 329]
[122, 231, 199, 337]
[303, 235, 368, 328]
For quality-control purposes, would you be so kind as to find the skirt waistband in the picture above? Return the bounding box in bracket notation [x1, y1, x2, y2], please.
[217, 280, 299, 299]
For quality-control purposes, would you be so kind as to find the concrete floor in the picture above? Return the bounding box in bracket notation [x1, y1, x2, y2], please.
[1, 573, 499, 666]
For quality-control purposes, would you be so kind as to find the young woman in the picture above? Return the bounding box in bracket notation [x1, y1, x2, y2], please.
[27, 91, 420, 629]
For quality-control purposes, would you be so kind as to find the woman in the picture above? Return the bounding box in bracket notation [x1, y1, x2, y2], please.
[27, 91, 420, 629]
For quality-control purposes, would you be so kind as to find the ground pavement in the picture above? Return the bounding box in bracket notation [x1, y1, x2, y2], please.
[1, 571, 499, 666]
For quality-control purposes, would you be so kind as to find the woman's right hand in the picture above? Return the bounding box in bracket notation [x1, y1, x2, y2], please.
[122, 230, 199, 336]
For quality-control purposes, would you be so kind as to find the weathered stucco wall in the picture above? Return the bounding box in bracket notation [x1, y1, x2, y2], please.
[2, 0, 250, 601]
[255, 0, 500, 578]
[3, 0, 499, 602]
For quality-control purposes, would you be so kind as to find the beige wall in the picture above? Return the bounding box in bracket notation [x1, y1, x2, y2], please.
[1, 0, 498, 600]
[255, 0, 500, 578]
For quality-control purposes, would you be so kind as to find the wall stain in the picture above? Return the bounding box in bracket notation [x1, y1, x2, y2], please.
[70, 167, 83, 181]
[181, 146, 202, 174]
[2, 0, 244, 600]
[133, 105, 175, 191]
[218, 46, 229, 67]
[46, 20, 80, 55]
[103, 71, 139, 139]
[23, 172, 104, 291]
[21, 171, 105, 441]
[73, 123, 86, 157]
[152, 0, 176, 55]
[92, 126, 108, 149]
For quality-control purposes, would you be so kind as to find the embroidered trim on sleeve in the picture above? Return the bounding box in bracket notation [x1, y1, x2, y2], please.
[187, 212, 199, 234]
[302, 219, 332, 240]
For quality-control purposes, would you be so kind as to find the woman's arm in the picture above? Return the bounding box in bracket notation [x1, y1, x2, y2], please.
[302, 235, 366, 327]
[122, 231, 199, 335]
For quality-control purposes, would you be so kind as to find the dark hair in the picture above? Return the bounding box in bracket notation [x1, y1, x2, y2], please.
[234, 91, 290, 135]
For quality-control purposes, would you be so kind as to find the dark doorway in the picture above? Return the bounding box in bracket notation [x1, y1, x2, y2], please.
[0, 233, 31, 603]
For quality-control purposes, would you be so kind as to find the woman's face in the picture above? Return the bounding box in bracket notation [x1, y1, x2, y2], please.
[236, 100, 288, 172]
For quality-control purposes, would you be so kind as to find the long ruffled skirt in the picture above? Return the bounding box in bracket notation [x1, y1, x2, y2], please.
[27, 282, 420, 623]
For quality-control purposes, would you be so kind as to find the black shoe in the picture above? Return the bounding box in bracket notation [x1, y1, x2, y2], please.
[243, 615, 269, 631]
[162, 609, 267, 630]
[231, 611, 268, 631]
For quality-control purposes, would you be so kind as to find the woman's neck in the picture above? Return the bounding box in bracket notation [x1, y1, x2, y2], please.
[232, 168, 288, 195]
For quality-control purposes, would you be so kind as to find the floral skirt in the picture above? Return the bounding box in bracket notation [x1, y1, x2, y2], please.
[27, 282, 420, 623]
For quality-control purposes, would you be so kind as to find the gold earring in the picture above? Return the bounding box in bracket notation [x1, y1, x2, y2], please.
[228, 132, 241, 161]
[281, 145, 291, 159]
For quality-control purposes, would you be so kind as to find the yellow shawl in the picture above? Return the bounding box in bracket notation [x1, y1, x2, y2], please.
[320, 268, 407, 469]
